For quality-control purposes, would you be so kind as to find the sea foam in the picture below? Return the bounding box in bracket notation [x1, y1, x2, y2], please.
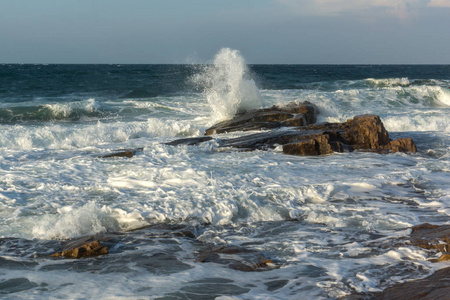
[193, 48, 262, 122]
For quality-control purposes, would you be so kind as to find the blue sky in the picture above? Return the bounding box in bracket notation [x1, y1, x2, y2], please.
[1, 0, 449, 64]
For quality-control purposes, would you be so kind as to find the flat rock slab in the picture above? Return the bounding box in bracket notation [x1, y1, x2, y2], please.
[97, 148, 144, 158]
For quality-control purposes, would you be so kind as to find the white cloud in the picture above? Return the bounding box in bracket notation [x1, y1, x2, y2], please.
[276, 0, 434, 21]
[428, 0, 450, 7]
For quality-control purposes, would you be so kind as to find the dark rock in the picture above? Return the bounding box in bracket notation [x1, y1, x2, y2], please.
[51, 236, 108, 259]
[120, 89, 157, 98]
[196, 245, 277, 272]
[205, 101, 317, 135]
[341, 114, 390, 150]
[165, 136, 213, 146]
[97, 148, 143, 158]
[283, 134, 334, 156]
[342, 267, 450, 300]
[385, 137, 417, 153]
[410, 223, 450, 262]
[168, 102, 417, 156]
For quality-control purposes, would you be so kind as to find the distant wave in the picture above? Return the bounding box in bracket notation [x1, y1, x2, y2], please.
[0, 98, 113, 123]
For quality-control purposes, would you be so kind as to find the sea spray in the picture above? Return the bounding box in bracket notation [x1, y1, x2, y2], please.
[193, 48, 262, 122]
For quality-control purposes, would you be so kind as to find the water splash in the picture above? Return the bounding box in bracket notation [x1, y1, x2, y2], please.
[193, 48, 262, 122]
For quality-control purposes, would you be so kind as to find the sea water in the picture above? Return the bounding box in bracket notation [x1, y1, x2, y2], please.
[0, 49, 449, 299]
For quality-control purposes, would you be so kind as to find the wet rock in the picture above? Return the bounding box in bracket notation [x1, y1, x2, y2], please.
[283, 134, 334, 156]
[410, 223, 450, 262]
[168, 103, 417, 156]
[196, 245, 277, 272]
[51, 237, 108, 259]
[205, 101, 317, 135]
[165, 136, 213, 146]
[343, 267, 450, 300]
[97, 148, 143, 158]
[385, 137, 417, 153]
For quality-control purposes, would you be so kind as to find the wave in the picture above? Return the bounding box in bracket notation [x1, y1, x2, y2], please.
[0, 98, 113, 123]
[0, 118, 202, 149]
[365, 77, 411, 87]
[192, 48, 262, 122]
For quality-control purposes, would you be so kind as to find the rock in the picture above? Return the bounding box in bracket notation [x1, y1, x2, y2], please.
[385, 137, 417, 153]
[205, 101, 317, 135]
[345, 267, 450, 300]
[51, 237, 108, 259]
[283, 134, 334, 156]
[168, 102, 417, 156]
[97, 148, 143, 158]
[196, 245, 277, 272]
[410, 223, 450, 262]
[165, 136, 213, 146]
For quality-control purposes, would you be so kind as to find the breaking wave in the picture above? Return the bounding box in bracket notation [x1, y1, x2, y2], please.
[192, 48, 262, 122]
[0, 98, 112, 123]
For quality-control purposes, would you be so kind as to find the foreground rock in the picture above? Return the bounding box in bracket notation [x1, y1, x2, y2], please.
[168, 102, 417, 155]
[51, 236, 108, 259]
[343, 223, 450, 299]
[343, 267, 450, 300]
[410, 223, 450, 262]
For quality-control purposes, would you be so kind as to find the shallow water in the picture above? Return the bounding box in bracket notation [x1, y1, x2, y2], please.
[1, 51, 449, 299]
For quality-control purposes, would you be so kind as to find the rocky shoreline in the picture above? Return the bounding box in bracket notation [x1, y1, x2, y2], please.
[18, 102, 447, 298]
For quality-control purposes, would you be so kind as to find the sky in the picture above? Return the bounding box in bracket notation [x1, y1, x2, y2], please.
[0, 0, 449, 64]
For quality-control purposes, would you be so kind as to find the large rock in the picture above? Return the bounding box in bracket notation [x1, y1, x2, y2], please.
[51, 237, 108, 259]
[167, 102, 417, 156]
[205, 101, 317, 135]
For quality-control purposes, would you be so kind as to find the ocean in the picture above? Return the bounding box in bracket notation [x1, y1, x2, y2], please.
[1, 49, 449, 299]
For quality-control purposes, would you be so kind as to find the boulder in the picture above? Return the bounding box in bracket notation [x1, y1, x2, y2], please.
[51, 237, 108, 259]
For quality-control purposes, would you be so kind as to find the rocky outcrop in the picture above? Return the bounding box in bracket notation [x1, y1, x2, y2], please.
[204, 101, 317, 135]
[51, 237, 108, 259]
[410, 223, 450, 262]
[167, 102, 417, 156]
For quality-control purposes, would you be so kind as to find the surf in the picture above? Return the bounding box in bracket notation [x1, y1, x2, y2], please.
[193, 48, 262, 122]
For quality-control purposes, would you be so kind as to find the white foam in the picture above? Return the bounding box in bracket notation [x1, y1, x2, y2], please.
[366, 77, 411, 87]
[193, 48, 262, 122]
[31, 202, 148, 239]
[0, 118, 201, 150]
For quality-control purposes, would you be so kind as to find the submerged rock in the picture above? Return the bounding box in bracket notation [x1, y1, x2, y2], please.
[168, 102, 417, 156]
[97, 148, 143, 158]
[51, 237, 108, 259]
[196, 245, 277, 272]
